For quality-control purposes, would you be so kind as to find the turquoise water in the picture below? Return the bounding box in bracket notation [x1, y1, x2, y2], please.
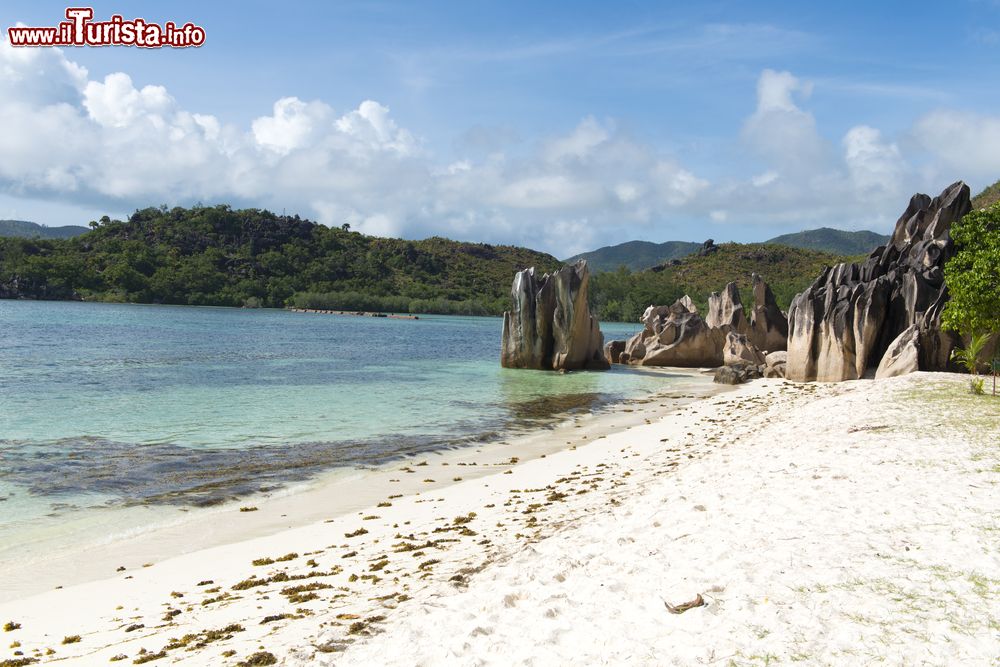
[0, 301, 703, 551]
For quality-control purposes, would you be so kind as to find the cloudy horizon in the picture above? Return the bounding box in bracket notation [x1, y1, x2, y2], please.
[2, 2, 1000, 256]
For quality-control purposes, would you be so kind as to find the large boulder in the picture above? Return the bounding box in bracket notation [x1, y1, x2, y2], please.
[786, 182, 971, 382]
[874, 325, 920, 379]
[619, 276, 788, 368]
[623, 298, 725, 367]
[604, 339, 626, 365]
[501, 260, 609, 371]
[763, 351, 787, 378]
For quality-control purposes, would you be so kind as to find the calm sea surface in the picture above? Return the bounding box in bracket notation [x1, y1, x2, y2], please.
[0, 300, 704, 562]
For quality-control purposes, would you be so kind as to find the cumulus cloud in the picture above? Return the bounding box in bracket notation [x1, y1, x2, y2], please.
[0, 36, 990, 254]
[911, 110, 1000, 181]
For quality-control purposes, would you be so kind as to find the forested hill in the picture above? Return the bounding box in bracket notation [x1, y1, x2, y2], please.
[0, 219, 89, 239]
[764, 227, 889, 255]
[0, 205, 561, 314]
[588, 243, 854, 322]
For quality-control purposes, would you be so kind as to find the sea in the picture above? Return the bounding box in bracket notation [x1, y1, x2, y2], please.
[0, 300, 713, 580]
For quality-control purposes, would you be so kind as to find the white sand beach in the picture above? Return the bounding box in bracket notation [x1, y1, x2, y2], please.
[1, 372, 997, 666]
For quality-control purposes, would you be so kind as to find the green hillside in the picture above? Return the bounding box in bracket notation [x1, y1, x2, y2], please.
[564, 240, 701, 272]
[764, 227, 888, 255]
[0, 219, 90, 239]
[588, 243, 854, 322]
[972, 179, 1000, 210]
[0, 205, 560, 314]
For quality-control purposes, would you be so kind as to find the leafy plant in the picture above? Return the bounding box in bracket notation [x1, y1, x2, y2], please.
[951, 332, 991, 375]
[970, 377, 985, 395]
[942, 203, 1000, 336]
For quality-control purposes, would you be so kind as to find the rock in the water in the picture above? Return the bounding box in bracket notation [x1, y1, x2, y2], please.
[724, 331, 765, 366]
[604, 339, 626, 365]
[501, 260, 609, 371]
[875, 325, 920, 379]
[786, 182, 970, 382]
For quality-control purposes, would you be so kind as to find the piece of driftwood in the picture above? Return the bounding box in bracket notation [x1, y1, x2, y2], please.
[664, 593, 706, 614]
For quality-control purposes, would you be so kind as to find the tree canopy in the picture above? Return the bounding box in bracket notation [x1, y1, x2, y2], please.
[942, 203, 1000, 335]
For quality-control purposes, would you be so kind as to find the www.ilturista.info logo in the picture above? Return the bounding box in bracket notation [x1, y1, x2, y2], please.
[7, 7, 205, 48]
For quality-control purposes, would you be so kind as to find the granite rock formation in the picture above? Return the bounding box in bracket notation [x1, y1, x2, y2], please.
[786, 182, 971, 382]
[501, 260, 610, 371]
[618, 276, 788, 368]
[622, 298, 725, 367]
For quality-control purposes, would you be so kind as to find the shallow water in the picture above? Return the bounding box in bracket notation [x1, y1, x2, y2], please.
[0, 300, 715, 562]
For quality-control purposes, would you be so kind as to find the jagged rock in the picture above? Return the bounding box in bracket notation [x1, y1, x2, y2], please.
[622, 276, 787, 368]
[748, 273, 789, 352]
[875, 325, 920, 379]
[697, 239, 719, 256]
[623, 298, 725, 367]
[501, 260, 610, 371]
[786, 182, 971, 382]
[706, 283, 748, 333]
[724, 332, 765, 366]
[605, 339, 626, 365]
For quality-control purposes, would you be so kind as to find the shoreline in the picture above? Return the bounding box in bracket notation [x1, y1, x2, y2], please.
[0, 367, 719, 601]
[1, 372, 995, 665]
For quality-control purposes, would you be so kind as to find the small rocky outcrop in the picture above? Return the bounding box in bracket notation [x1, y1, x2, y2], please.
[604, 339, 626, 365]
[501, 260, 610, 371]
[786, 182, 971, 382]
[763, 351, 788, 379]
[618, 276, 788, 368]
[622, 298, 725, 367]
[713, 362, 762, 385]
[697, 239, 719, 256]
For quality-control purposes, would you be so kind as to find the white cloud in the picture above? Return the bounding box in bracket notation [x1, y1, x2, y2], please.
[742, 69, 827, 171]
[842, 125, 905, 195]
[0, 38, 991, 255]
[911, 109, 1000, 181]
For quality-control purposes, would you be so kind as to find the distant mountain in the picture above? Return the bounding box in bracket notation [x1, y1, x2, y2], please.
[764, 227, 889, 255]
[564, 240, 702, 272]
[972, 179, 1000, 210]
[0, 220, 89, 239]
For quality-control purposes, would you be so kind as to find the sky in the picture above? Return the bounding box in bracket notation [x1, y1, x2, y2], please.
[1, 1, 1000, 256]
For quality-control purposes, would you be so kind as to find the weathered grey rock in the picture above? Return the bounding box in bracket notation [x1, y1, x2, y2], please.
[622, 275, 787, 368]
[875, 325, 920, 379]
[786, 182, 971, 382]
[624, 298, 725, 367]
[605, 339, 626, 365]
[706, 282, 748, 334]
[501, 260, 609, 371]
[713, 362, 762, 385]
[763, 350, 787, 379]
[748, 273, 788, 352]
[724, 331, 765, 366]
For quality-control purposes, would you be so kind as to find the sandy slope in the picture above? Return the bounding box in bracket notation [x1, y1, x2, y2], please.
[1, 372, 997, 666]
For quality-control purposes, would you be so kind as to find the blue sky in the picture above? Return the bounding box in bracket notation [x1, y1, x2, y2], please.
[1, 1, 999, 255]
